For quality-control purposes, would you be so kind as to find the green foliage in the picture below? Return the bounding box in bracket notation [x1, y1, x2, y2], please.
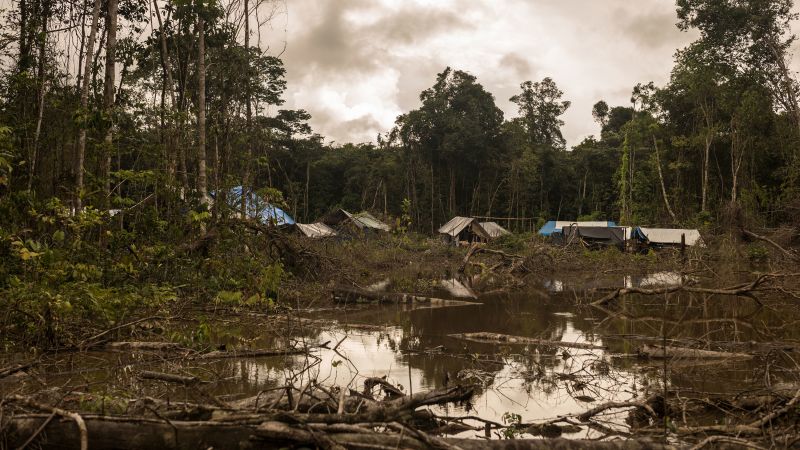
[747, 244, 770, 262]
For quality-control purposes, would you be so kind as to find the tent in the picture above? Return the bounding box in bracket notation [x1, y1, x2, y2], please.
[293, 222, 337, 239]
[480, 221, 511, 239]
[637, 228, 703, 247]
[438, 217, 490, 244]
[321, 209, 390, 234]
[538, 220, 616, 236]
[559, 226, 626, 248]
[223, 186, 295, 226]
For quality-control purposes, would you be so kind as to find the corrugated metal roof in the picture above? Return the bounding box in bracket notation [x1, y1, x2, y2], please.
[438, 216, 475, 237]
[295, 222, 337, 238]
[352, 211, 391, 231]
[479, 221, 511, 238]
[639, 228, 703, 246]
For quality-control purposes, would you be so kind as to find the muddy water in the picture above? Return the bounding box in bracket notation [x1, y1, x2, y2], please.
[8, 272, 800, 439]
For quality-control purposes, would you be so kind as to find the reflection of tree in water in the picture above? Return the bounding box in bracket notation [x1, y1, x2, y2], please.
[593, 289, 800, 394]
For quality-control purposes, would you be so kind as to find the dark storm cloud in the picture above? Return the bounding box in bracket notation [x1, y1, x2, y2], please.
[499, 52, 533, 79]
[286, 0, 472, 76]
[620, 8, 684, 50]
[364, 7, 469, 46]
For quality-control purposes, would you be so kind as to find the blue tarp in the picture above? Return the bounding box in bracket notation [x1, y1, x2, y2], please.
[225, 186, 295, 226]
[538, 220, 617, 236]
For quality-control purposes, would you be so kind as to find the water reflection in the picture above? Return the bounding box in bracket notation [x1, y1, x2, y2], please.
[10, 271, 799, 440]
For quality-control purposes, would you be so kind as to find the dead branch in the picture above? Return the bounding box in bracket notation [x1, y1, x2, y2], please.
[742, 228, 799, 261]
[5, 396, 89, 450]
[592, 273, 775, 306]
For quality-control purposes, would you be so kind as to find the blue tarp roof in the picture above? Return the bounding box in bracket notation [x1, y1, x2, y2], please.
[226, 186, 295, 226]
[538, 220, 617, 236]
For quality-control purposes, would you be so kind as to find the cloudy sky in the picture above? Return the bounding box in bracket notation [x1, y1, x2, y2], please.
[264, 0, 700, 147]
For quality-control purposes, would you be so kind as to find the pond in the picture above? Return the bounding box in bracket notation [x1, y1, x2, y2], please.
[7, 271, 799, 440]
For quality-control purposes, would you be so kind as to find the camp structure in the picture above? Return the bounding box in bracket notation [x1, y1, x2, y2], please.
[320, 209, 391, 235]
[218, 186, 295, 226]
[479, 221, 511, 239]
[438, 216, 491, 245]
[558, 225, 627, 249]
[538, 220, 616, 236]
[292, 222, 337, 239]
[636, 227, 703, 248]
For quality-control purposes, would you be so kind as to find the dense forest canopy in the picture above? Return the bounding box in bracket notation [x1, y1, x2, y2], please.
[1, 0, 799, 232]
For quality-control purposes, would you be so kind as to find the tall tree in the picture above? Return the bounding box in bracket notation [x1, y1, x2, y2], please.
[75, 0, 102, 211]
[102, 0, 119, 209]
[196, 8, 208, 203]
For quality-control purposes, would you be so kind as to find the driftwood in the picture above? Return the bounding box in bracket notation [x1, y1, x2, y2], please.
[637, 345, 753, 360]
[2, 414, 675, 449]
[449, 332, 607, 350]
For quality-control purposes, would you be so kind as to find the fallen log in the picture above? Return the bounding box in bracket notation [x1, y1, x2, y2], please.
[195, 347, 307, 360]
[0, 359, 37, 379]
[449, 332, 607, 350]
[103, 341, 186, 352]
[2, 414, 676, 449]
[638, 345, 753, 360]
[331, 287, 431, 304]
[139, 370, 200, 385]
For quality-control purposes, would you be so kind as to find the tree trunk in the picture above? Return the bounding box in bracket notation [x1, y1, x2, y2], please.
[700, 102, 713, 213]
[153, 0, 177, 183]
[241, 0, 252, 217]
[28, 0, 50, 191]
[196, 15, 208, 204]
[653, 135, 676, 222]
[102, 0, 118, 210]
[74, 0, 102, 212]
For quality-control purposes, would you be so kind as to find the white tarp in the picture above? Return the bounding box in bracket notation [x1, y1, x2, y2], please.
[479, 221, 511, 238]
[295, 222, 337, 238]
[639, 228, 703, 246]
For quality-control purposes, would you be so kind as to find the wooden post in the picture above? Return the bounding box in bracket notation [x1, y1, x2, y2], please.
[680, 233, 686, 260]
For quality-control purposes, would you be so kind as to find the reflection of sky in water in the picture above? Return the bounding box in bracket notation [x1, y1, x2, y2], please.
[226, 319, 635, 438]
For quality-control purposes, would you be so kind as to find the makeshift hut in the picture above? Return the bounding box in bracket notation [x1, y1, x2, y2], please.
[538, 220, 616, 236]
[636, 228, 703, 248]
[480, 221, 511, 239]
[292, 222, 337, 239]
[558, 225, 626, 249]
[438, 217, 490, 245]
[320, 209, 390, 235]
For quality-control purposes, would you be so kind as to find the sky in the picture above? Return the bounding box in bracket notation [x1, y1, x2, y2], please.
[260, 0, 700, 148]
